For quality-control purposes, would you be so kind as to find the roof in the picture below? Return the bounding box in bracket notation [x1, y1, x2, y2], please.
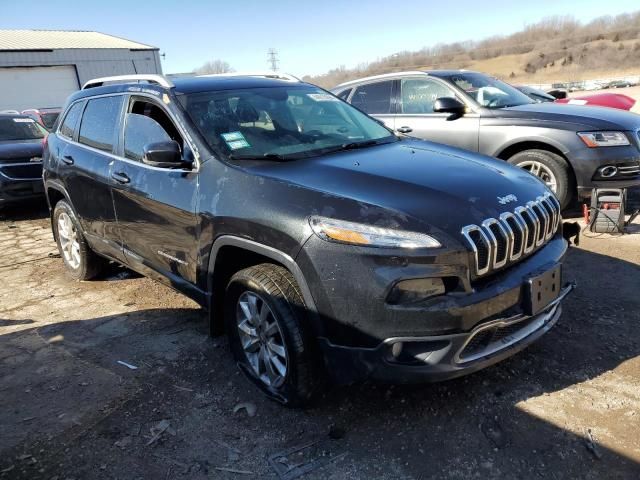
[334, 69, 473, 88]
[0, 30, 157, 51]
[67, 75, 312, 104]
[172, 76, 311, 94]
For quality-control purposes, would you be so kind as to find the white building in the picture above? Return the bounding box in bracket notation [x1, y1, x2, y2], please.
[0, 30, 162, 111]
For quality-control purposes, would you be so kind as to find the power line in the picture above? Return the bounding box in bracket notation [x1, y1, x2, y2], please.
[267, 48, 279, 72]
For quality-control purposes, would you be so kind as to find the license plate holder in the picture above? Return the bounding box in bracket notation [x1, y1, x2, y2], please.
[523, 264, 562, 316]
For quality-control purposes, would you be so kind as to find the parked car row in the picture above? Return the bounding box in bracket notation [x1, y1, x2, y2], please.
[551, 78, 639, 91]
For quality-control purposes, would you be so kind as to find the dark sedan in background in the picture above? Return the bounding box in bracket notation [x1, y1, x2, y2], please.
[332, 70, 640, 208]
[0, 113, 47, 206]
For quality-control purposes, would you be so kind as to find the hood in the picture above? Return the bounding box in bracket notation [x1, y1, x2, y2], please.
[249, 139, 550, 239]
[494, 103, 640, 131]
[0, 139, 43, 162]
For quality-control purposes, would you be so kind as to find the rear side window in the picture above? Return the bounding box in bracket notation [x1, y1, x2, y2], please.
[59, 102, 83, 139]
[351, 81, 393, 114]
[337, 88, 352, 101]
[78, 96, 124, 152]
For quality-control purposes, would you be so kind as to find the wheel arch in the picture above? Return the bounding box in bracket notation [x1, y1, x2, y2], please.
[206, 236, 318, 337]
[495, 140, 577, 190]
[45, 181, 73, 241]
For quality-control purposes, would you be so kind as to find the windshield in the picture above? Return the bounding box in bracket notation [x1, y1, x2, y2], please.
[182, 85, 396, 160]
[444, 72, 534, 109]
[0, 117, 47, 141]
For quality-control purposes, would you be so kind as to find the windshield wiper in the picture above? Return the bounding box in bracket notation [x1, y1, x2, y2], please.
[228, 152, 289, 161]
[340, 139, 380, 150]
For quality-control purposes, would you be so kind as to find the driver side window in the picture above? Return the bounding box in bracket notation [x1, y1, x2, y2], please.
[400, 78, 457, 114]
[123, 99, 184, 163]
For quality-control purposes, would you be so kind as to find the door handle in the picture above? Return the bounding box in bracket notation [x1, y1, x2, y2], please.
[111, 172, 130, 184]
[396, 126, 413, 134]
[61, 155, 74, 165]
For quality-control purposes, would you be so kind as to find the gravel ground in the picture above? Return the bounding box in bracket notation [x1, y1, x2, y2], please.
[1, 195, 639, 480]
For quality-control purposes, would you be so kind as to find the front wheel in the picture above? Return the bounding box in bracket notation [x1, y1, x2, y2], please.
[225, 264, 322, 407]
[508, 149, 574, 209]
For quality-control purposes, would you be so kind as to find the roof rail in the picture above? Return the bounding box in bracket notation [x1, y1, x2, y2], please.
[335, 71, 429, 88]
[197, 71, 301, 82]
[82, 74, 174, 90]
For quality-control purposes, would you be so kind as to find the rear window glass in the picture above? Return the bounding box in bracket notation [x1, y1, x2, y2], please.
[351, 81, 393, 114]
[59, 103, 84, 139]
[41, 112, 60, 130]
[78, 96, 124, 152]
[0, 117, 46, 141]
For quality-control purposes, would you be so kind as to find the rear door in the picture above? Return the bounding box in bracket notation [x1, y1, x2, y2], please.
[55, 95, 125, 261]
[110, 95, 199, 285]
[349, 80, 396, 129]
[394, 77, 480, 152]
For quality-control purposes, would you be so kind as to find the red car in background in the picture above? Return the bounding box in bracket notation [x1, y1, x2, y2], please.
[515, 85, 639, 114]
[555, 93, 638, 112]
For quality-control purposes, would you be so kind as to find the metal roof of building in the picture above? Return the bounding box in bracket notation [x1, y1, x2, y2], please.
[0, 30, 157, 51]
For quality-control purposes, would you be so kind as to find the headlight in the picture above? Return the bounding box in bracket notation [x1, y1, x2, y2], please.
[309, 216, 441, 249]
[577, 131, 630, 147]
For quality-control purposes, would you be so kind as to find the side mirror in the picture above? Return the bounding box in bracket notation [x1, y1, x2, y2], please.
[547, 89, 567, 100]
[142, 141, 189, 168]
[433, 97, 466, 117]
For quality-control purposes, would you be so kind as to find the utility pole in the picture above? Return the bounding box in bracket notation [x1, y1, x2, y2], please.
[267, 48, 279, 72]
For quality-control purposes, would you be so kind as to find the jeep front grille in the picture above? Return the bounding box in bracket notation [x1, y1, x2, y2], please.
[461, 193, 561, 277]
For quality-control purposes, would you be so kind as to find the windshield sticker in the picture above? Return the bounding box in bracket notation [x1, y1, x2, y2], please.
[227, 139, 251, 150]
[221, 131, 251, 150]
[307, 93, 339, 102]
[221, 131, 246, 142]
[13, 118, 35, 123]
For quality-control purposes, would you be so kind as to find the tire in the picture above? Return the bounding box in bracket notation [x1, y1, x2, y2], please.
[507, 149, 574, 209]
[52, 200, 105, 280]
[225, 263, 322, 407]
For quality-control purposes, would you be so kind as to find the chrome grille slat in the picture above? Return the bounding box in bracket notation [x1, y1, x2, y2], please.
[461, 193, 561, 277]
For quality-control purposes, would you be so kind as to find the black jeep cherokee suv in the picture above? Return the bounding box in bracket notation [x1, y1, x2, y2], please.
[44, 74, 573, 406]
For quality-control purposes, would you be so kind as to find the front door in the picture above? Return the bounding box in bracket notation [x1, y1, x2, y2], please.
[110, 95, 200, 286]
[394, 77, 480, 152]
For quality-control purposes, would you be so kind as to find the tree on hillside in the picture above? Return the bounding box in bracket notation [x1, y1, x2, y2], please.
[195, 60, 234, 75]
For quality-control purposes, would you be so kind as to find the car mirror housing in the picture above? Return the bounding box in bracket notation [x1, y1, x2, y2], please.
[433, 97, 466, 117]
[142, 141, 189, 168]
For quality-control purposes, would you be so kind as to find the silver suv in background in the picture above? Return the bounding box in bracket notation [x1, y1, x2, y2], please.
[332, 70, 640, 208]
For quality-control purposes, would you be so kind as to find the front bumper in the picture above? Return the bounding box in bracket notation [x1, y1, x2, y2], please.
[569, 142, 640, 196]
[319, 282, 574, 384]
[0, 162, 44, 204]
[297, 230, 572, 384]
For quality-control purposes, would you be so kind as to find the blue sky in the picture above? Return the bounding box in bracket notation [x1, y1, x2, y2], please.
[1, 0, 638, 76]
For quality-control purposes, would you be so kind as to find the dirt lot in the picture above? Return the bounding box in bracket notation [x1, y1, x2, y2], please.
[1, 197, 640, 480]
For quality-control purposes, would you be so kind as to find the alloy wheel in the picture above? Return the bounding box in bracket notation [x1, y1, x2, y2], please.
[236, 291, 288, 388]
[58, 212, 81, 269]
[518, 160, 558, 192]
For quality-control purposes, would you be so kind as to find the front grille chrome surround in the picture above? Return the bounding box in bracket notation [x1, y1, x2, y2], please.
[461, 192, 561, 277]
[461, 225, 491, 276]
[481, 218, 509, 269]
